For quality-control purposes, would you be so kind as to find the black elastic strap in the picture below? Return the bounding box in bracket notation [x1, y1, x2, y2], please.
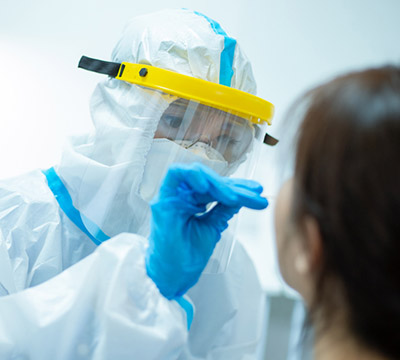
[263, 133, 279, 146]
[78, 56, 121, 78]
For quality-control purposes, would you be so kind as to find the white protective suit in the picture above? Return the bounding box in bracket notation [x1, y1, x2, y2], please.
[0, 9, 265, 360]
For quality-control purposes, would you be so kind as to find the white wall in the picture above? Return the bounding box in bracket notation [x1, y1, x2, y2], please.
[1, 0, 399, 294]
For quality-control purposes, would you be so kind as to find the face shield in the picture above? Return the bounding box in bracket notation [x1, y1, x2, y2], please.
[74, 56, 275, 273]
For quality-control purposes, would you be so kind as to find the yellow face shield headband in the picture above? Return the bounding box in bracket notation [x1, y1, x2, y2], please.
[78, 56, 278, 145]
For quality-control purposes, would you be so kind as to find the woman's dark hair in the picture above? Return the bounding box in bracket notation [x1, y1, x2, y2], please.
[293, 66, 400, 358]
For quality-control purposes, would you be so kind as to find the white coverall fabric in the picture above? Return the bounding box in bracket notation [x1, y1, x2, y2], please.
[0, 8, 265, 359]
[0, 170, 187, 360]
[0, 170, 264, 359]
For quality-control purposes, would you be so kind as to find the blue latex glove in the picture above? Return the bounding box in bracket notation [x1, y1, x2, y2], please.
[145, 163, 269, 300]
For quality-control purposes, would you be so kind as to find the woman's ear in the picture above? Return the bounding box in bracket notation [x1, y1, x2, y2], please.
[289, 216, 323, 304]
[303, 215, 323, 272]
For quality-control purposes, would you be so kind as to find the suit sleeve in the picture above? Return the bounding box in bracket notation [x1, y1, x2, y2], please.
[0, 233, 188, 360]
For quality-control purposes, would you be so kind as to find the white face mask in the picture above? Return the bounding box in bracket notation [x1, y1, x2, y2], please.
[139, 138, 229, 202]
[174, 140, 227, 162]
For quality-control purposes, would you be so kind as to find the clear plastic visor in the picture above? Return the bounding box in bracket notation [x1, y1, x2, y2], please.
[142, 93, 267, 273]
[69, 86, 267, 275]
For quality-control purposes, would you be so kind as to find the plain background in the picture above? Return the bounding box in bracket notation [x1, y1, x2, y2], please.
[1, 0, 400, 294]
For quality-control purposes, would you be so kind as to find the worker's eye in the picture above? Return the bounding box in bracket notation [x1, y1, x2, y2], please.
[215, 134, 239, 147]
[161, 114, 183, 128]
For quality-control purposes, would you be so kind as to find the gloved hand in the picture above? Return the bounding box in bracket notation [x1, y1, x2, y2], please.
[145, 162, 269, 299]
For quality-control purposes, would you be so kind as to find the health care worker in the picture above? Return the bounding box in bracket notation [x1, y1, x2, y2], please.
[0, 9, 275, 359]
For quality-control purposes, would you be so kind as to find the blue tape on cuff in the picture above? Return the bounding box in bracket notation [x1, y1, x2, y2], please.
[174, 296, 194, 330]
[42, 167, 110, 245]
[194, 10, 236, 87]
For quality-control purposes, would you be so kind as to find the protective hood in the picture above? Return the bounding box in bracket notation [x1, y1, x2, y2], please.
[56, 9, 260, 270]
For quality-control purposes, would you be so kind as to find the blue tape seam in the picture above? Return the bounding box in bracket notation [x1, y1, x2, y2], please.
[42, 167, 110, 245]
[193, 11, 236, 87]
[174, 296, 194, 330]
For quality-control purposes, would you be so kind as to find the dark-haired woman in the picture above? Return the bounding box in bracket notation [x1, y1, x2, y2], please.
[275, 66, 400, 360]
